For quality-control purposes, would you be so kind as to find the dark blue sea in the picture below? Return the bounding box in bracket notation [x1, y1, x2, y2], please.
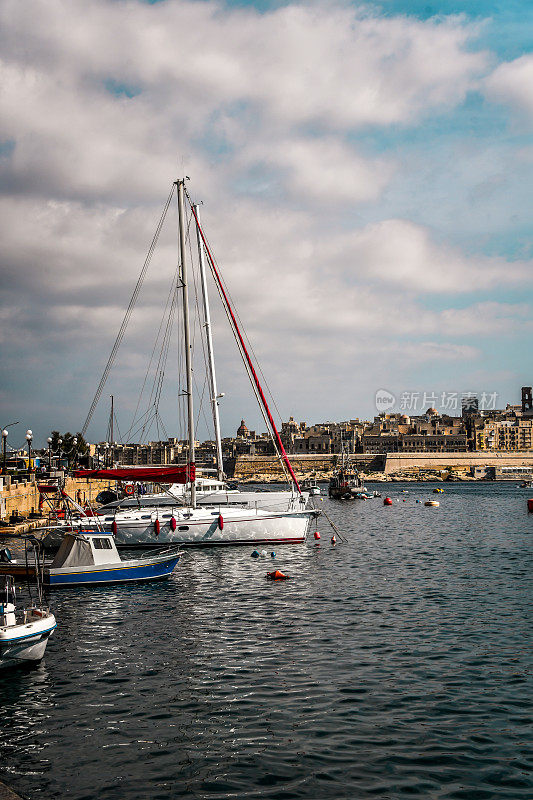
[1, 482, 532, 800]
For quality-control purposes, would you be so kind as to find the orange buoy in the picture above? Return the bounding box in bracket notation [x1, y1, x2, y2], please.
[154, 519, 160, 536]
[331, 535, 336, 544]
[384, 497, 393, 506]
[313, 531, 321, 540]
[528, 498, 533, 513]
[170, 516, 177, 531]
[218, 514, 224, 530]
[267, 570, 290, 580]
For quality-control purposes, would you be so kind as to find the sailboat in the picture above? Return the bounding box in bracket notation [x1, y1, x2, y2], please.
[71, 179, 316, 547]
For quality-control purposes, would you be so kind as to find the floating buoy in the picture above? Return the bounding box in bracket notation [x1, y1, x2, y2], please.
[528, 498, 533, 513]
[313, 531, 321, 540]
[331, 535, 337, 544]
[170, 516, 177, 531]
[154, 518, 161, 536]
[260, 549, 267, 558]
[402, 499, 407, 502]
[266, 570, 290, 580]
[384, 497, 393, 506]
[112, 520, 118, 536]
[218, 514, 224, 531]
[416, 499, 421, 504]
[251, 550, 260, 558]
[270, 551, 276, 558]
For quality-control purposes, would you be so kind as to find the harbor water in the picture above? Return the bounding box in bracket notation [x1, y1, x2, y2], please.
[0, 482, 531, 799]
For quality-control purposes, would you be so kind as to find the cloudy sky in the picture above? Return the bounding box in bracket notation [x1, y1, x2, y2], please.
[1, 0, 532, 448]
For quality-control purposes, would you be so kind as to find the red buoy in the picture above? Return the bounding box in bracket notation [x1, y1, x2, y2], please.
[384, 497, 393, 506]
[154, 519, 160, 536]
[112, 520, 118, 536]
[218, 514, 224, 530]
[331, 535, 336, 544]
[528, 498, 533, 513]
[267, 570, 290, 580]
[170, 516, 177, 531]
[313, 531, 321, 540]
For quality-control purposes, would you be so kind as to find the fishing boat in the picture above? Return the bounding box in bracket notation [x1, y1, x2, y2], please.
[69, 180, 316, 548]
[328, 451, 368, 500]
[46, 532, 181, 585]
[2, 533, 182, 585]
[0, 557, 56, 668]
[301, 478, 321, 496]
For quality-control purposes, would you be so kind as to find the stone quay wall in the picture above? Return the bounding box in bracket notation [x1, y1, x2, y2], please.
[0, 476, 111, 520]
[233, 451, 533, 480]
[383, 451, 533, 474]
[233, 454, 385, 480]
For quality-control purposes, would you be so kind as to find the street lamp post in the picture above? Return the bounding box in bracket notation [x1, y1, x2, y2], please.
[2, 429, 7, 474]
[71, 437, 78, 471]
[57, 438, 63, 470]
[25, 430, 33, 477]
[47, 437, 53, 470]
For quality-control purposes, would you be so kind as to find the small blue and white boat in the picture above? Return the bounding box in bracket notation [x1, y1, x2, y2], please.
[46, 532, 181, 586]
[0, 576, 56, 668]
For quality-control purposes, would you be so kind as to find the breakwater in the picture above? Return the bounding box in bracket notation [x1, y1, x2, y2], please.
[231, 451, 533, 480]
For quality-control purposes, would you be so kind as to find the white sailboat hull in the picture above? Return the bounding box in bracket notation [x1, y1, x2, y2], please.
[112, 510, 312, 547]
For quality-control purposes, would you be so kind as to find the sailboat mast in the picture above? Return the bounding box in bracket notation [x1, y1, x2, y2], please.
[194, 204, 224, 481]
[176, 179, 196, 508]
[188, 202, 302, 495]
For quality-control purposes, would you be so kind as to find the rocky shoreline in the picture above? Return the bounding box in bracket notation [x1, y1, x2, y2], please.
[237, 470, 482, 484]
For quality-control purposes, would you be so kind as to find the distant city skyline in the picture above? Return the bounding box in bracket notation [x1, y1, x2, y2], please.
[1, 0, 531, 448]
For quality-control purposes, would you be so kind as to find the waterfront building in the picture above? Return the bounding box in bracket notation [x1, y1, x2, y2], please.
[361, 409, 467, 453]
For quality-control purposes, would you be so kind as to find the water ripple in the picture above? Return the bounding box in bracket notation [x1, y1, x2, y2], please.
[0, 482, 531, 799]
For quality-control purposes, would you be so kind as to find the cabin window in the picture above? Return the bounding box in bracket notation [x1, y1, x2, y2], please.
[94, 538, 113, 550]
[178, 526, 189, 531]
[141, 515, 151, 519]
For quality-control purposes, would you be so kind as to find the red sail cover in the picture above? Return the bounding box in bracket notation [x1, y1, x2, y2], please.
[73, 464, 195, 483]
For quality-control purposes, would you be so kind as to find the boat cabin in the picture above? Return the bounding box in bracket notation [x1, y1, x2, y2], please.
[50, 532, 121, 569]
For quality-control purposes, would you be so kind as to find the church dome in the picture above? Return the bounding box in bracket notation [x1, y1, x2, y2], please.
[237, 419, 249, 437]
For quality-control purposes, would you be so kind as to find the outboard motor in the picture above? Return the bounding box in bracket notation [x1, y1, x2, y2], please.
[0, 547, 12, 563]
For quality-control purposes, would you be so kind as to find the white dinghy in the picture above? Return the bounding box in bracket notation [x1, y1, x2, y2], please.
[0, 575, 56, 669]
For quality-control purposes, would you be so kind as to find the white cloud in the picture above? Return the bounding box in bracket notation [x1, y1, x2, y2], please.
[0, 0, 488, 206]
[484, 54, 533, 121]
[0, 0, 528, 441]
[325, 219, 532, 292]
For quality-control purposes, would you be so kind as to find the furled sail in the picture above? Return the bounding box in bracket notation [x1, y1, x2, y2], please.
[73, 464, 195, 483]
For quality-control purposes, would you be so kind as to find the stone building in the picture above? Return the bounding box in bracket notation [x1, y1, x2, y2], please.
[361, 409, 467, 453]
